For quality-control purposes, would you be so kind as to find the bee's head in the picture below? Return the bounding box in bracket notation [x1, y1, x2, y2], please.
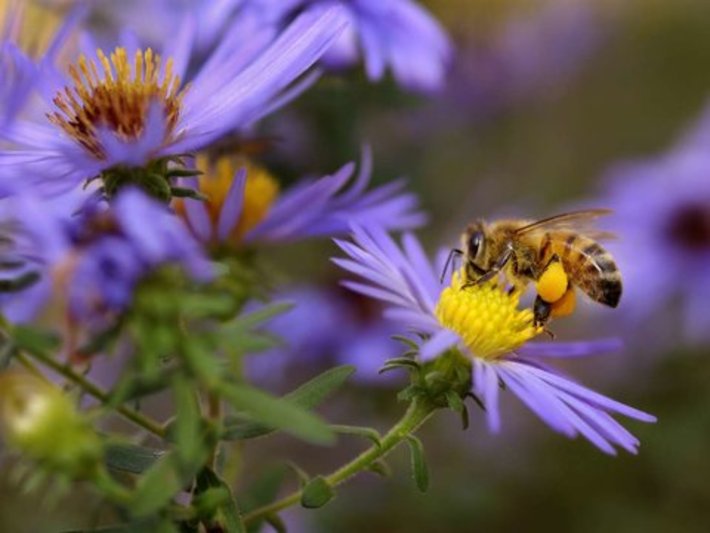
[462, 221, 487, 267]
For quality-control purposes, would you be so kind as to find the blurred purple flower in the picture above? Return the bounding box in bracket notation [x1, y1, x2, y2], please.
[243, 0, 453, 92]
[180, 147, 425, 246]
[245, 284, 402, 384]
[410, 1, 605, 131]
[0, 188, 212, 324]
[603, 118, 710, 344]
[0, 2, 84, 128]
[333, 226, 656, 454]
[0, 7, 347, 196]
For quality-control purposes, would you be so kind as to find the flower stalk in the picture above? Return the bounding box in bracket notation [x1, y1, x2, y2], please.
[243, 397, 438, 525]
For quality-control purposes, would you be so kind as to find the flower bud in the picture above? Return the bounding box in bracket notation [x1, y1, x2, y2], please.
[0, 374, 102, 476]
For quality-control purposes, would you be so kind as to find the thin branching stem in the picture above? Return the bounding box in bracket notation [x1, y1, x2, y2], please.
[243, 397, 437, 525]
[24, 348, 167, 439]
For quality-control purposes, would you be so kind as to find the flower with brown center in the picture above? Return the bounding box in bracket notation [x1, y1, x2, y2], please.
[49, 48, 185, 160]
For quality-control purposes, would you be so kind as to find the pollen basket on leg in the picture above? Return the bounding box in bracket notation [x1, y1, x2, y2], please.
[435, 273, 543, 360]
[48, 48, 186, 160]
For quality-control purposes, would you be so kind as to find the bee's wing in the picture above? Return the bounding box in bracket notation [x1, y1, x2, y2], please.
[514, 209, 616, 239]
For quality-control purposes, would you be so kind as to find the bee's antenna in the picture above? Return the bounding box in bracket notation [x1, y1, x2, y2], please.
[440, 248, 463, 284]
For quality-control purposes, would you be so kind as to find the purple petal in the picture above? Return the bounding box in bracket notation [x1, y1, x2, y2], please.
[217, 168, 247, 242]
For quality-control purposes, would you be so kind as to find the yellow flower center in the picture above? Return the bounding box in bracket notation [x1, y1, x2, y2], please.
[195, 155, 280, 243]
[435, 273, 543, 360]
[48, 47, 185, 159]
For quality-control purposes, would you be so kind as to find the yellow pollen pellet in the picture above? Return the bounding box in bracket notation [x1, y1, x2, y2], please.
[536, 261, 568, 303]
[551, 287, 577, 318]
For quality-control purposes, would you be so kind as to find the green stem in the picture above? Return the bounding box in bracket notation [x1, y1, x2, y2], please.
[242, 398, 437, 525]
[24, 348, 167, 439]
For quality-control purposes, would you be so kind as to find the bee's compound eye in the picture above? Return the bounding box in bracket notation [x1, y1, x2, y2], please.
[468, 231, 484, 258]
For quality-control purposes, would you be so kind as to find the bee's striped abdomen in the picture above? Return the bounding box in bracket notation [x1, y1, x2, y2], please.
[550, 233, 623, 308]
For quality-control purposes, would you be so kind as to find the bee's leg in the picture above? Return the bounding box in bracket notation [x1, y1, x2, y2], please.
[467, 245, 513, 288]
[440, 248, 463, 284]
[533, 294, 552, 328]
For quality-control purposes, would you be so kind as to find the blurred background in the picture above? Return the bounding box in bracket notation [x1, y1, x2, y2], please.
[3, 0, 710, 531]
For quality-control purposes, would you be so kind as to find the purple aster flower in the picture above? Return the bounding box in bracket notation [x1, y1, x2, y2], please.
[0, 7, 347, 197]
[0, 188, 212, 326]
[88, 0, 244, 56]
[242, 0, 453, 92]
[333, 226, 656, 454]
[178, 147, 425, 247]
[602, 122, 710, 344]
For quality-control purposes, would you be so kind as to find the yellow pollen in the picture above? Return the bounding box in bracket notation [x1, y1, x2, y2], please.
[435, 273, 543, 360]
[536, 261, 568, 303]
[48, 47, 186, 159]
[191, 155, 280, 243]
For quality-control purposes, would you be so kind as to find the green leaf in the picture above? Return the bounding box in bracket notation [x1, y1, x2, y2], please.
[61, 518, 178, 533]
[109, 367, 178, 405]
[104, 442, 164, 474]
[0, 338, 13, 370]
[226, 331, 281, 354]
[284, 461, 310, 487]
[406, 435, 429, 493]
[300, 476, 335, 509]
[180, 339, 223, 386]
[222, 366, 354, 441]
[220, 384, 335, 445]
[195, 467, 246, 533]
[129, 453, 190, 517]
[240, 465, 287, 514]
[12, 325, 59, 355]
[330, 425, 382, 447]
[264, 514, 287, 533]
[172, 376, 207, 470]
[284, 365, 355, 409]
[230, 302, 294, 330]
[367, 460, 391, 478]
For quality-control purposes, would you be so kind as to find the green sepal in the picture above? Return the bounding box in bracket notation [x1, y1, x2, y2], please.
[300, 476, 335, 509]
[0, 271, 40, 292]
[166, 168, 203, 179]
[406, 435, 429, 493]
[378, 357, 421, 375]
[390, 334, 420, 350]
[222, 365, 354, 441]
[445, 389, 464, 413]
[170, 187, 207, 200]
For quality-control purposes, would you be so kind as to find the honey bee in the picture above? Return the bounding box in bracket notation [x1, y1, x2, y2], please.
[447, 209, 622, 327]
